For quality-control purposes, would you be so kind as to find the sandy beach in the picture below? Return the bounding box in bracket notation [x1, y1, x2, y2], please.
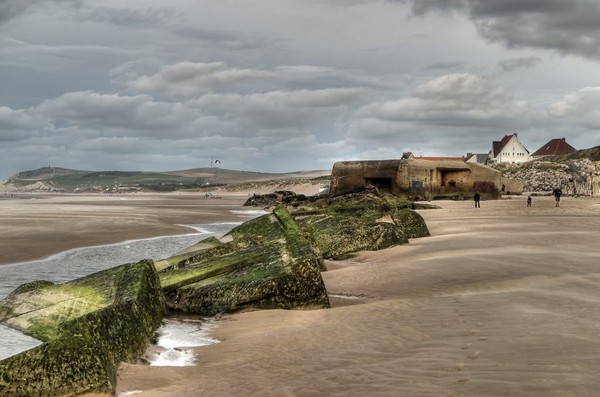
[0, 192, 252, 266]
[3, 191, 600, 396]
[112, 194, 600, 397]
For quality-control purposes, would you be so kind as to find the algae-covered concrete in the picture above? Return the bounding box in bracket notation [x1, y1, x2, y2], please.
[0, 260, 165, 397]
[161, 206, 331, 315]
[0, 188, 431, 395]
[291, 189, 430, 259]
[161, 189, 430, 316]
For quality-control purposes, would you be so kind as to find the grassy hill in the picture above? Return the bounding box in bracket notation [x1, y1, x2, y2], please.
[549, 145, 600, 162]
[5, 167, 330, 193]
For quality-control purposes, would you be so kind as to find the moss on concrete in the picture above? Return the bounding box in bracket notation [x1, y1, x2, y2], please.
[161, 208, 330, 316]
[392, 208, 431, 239]
[7, 280, 55, 297]
[160, 190, 429, 316]
[290, 191, 425, 259]
[0, 260, 165, 397]
[0, 188, 430, 394]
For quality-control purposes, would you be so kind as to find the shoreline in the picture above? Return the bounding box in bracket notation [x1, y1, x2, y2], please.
[115, 195, 600, 397]
[0, 222, 235, 269]
[3, 191, 600, 396]
[0, 192, 251, 266]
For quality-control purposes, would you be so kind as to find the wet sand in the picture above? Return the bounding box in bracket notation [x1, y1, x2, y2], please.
[0, 192, 251, 266]
[114, 195, 600, 397]
[3, 192, 600, 396]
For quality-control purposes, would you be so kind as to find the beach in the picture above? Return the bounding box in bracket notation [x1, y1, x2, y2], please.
[0, 192, 251, 266]
[3, 192, 600, 396]
[113, 194, 600, 397]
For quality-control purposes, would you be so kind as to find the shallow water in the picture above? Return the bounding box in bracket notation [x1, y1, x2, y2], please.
[0, 220, 242, 361]
[0, 324, 43, 361]
[0, 223, 237, 299]
[148, 317, 220, 367]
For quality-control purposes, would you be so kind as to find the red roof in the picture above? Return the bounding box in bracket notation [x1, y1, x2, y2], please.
[492, 134, 514, 158]
[532, 138, 576, 157]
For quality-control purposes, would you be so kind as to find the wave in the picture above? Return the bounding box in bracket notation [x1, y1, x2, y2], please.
[0, 223, 238, 299]
[229, 209, 269, 216]
[0, 223, 237, 361]
[148, 317, 220, 367]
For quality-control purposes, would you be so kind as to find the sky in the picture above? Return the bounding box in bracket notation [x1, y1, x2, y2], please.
[1, 0, 600, 179]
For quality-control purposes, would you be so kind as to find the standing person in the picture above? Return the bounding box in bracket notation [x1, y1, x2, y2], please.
[527, 195, 532, 207]
[552, 187, 562, 207]
[474, 191, 481, 208]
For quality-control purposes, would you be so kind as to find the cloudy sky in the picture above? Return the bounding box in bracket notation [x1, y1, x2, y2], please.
[1, 0, 600, 178]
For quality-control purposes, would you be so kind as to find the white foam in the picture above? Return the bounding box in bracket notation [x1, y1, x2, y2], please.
[0, 223, 239, 298]
[149, 347, 196, 367]
[117, 390, 143, 397]
[177, 223, 241, 234]
[230, 209, 269, 217]
[148, 318, 220, 367]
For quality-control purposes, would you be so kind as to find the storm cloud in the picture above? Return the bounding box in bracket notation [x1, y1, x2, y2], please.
[0, 0, 599, 178]
[400, 0, 600, 59]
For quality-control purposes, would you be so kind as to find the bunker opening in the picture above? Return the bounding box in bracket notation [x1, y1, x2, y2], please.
[365, 177, 393, 192]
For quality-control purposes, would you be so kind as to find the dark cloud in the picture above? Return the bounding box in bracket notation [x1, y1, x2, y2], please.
[1, 1, 599, 179]
[399, 0, 467, 16]
[423, 62, 465, 71]
[362, 73, 528, 126]
[497, 56, 541, 72]
[77, 6, 181, 28]
[399, 0, 600, 60]
[171, 25, 271, 50]
[116, 62, 274, 98]
[0, 0, 81, 23]
[0, 1, 35, 22]
[468, 0, 571, 16]
[35, 91, 192, 134]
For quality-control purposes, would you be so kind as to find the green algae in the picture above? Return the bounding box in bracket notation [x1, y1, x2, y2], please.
[160, 190, 429, 316]
[161, 207, 329, 315]
[289, 191, 425, 259]
[154, 236, 224, 272]
[0, 260, 165, 397]
[0, 188, 431, 395]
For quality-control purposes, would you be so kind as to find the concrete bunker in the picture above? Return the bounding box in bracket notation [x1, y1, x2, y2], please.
[364, 177, 393, 192]
[330, 158, 503, 200]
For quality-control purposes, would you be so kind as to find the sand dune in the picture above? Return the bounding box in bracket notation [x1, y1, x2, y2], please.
[116, 195, 600, 397]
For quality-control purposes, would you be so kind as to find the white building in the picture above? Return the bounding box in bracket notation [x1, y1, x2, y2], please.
[489, 133, 530, 164]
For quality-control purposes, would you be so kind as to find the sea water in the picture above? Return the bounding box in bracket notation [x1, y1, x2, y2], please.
[0, 213, 264, 361]
[148, 317, 221, 367]
[0, 222, 238, 299]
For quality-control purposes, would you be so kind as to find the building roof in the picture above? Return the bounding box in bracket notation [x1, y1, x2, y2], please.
[465, 153, 490, 163]
[491, 133, 530, 158]
[531, 138, 577, 157]
[492, 134, 515, 158]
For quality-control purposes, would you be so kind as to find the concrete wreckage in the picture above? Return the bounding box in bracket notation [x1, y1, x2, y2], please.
[329, 157, 511, 200]
[0, 187, 430, 396]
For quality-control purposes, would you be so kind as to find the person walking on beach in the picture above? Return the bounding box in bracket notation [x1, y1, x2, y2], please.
[552, 187, 562, 207]
[527, 195, 532, 207]
[474, 191, 481, 208]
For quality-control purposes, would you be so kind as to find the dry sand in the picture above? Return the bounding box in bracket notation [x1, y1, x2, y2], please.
[3, 190, 600, 396]
[114, 195, 600, 397]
